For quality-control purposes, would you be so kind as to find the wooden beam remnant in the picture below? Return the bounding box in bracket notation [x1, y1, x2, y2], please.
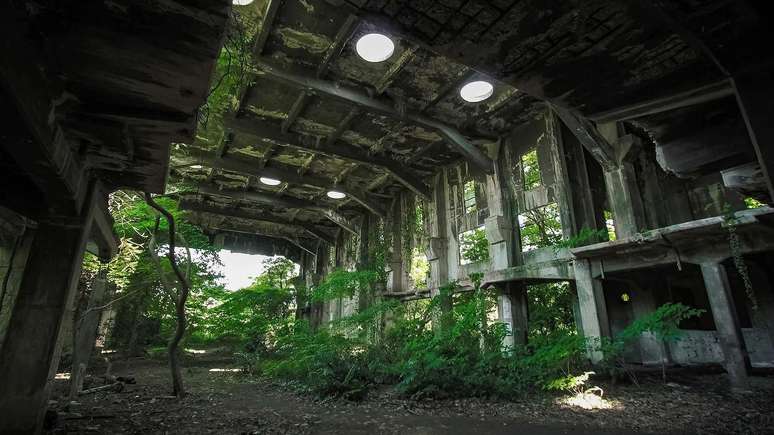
[197, 184, 360, 235]
[254, 59, 494, 174]
[226, 116, 431, 200]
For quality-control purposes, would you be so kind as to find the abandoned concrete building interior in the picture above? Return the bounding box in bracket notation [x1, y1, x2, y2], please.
[1, 0, 774, 433]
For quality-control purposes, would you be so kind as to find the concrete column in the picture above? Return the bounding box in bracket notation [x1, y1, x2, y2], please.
[546, 110, 578, 239]
[70, 263, 109, 398]
[426, 173, 450, 296]
[0, 212, 95, 433]
[603, 163, 646, 239]
[496, 282, 528, 347]
[0, 229, 34, 353]
[598, 122, 646, 239]
[630, 287, 669, 365]
[573, 259, 610, 362]
[700, 262, 751, 387]
[388, 197, 406, 293]
[426, 237, 449, 294]
[569, 283, 584, 336]
[484, 143, 518, 269]
[485, 215, 514, 270]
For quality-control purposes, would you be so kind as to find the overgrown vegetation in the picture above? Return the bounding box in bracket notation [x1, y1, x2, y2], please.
[459, 227, 490, 264]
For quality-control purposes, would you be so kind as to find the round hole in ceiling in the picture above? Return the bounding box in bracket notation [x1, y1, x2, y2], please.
[259, 177, 282, 186]
[460, 81, 494, 103]
[355, 33, 395, 63]
[326, 190, 347, 199]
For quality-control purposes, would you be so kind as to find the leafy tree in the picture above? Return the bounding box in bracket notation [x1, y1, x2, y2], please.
[459, 227, 489, 264]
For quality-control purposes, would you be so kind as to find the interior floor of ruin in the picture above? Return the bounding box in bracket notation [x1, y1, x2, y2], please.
[49, 349, 774, 435]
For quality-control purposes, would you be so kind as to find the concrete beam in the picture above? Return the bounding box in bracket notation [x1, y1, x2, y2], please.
[551, 104, 616, 171]
[88, 194, 118, 260]
[254, 59, 494, 174]
[317, 14, 358, 78]
[179, 199, 335, 244]
[588, 80, 734, 123]
[226, 116, 431, 200]
[186, 149, 386, 216]
[197, 184, 359, 236]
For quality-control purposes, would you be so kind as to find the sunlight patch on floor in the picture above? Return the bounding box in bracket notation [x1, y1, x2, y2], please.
[208, 368, 241, 373]
[184, 348, 207, 354]
[55, 372, 71, 380]
[558, 391, 620, 410]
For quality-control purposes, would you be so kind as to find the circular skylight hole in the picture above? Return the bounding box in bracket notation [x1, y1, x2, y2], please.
[355, 33, 395, 63]
[327, 191, 346, 199]
[460, 81, 494, 103]
[232, 0, 254, 5]
[259, 177, 282, 186]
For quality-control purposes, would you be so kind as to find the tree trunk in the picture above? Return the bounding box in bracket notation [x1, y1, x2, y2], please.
[145, 193, 191, 398]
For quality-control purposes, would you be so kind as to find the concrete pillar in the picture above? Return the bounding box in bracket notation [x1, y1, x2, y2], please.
[630, 287, 669, 365]
[603, 163, 646, 239]
[546, 110, 578, 239]
[485, 215, 514, 270]
[700, 262, 751, 386]
[569, 283, 584, 336]
[70, 263, 109, 398]
[496, 282, 528, 347]
[426, 173, 450, 296]
[0, 211, 95, 433]
[573, 259, 610, 362]
[598, 122, 646, 239]
[484, 143, 518, 268]
[0, 229, 34, 353]
[388, 197, 406, 293]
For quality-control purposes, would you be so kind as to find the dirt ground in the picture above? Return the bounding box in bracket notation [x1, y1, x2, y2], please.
[49, 349, 774, 434]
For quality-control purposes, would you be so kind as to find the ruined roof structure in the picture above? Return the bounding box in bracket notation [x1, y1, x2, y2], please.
[1, 0, 774, 433]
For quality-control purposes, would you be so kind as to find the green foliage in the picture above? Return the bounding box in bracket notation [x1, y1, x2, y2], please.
[104, 192, 225, 350]
[518, 203, 562, 251]
[527, 282, 576, 339]
[553, 227, 607, 253]
[745, 197, 764, 209]
[616, 302, 704, 344]
[459, 227, 489, 264]
[521, 148, 542, 190]
[312, 268, 380, 302]
[251, 278, 590, 400]
[409, 247, 430, 288]
[599, 302, 703, 381]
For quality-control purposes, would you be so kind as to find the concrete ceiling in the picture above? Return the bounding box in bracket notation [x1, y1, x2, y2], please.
[168, 0, 772, 256]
